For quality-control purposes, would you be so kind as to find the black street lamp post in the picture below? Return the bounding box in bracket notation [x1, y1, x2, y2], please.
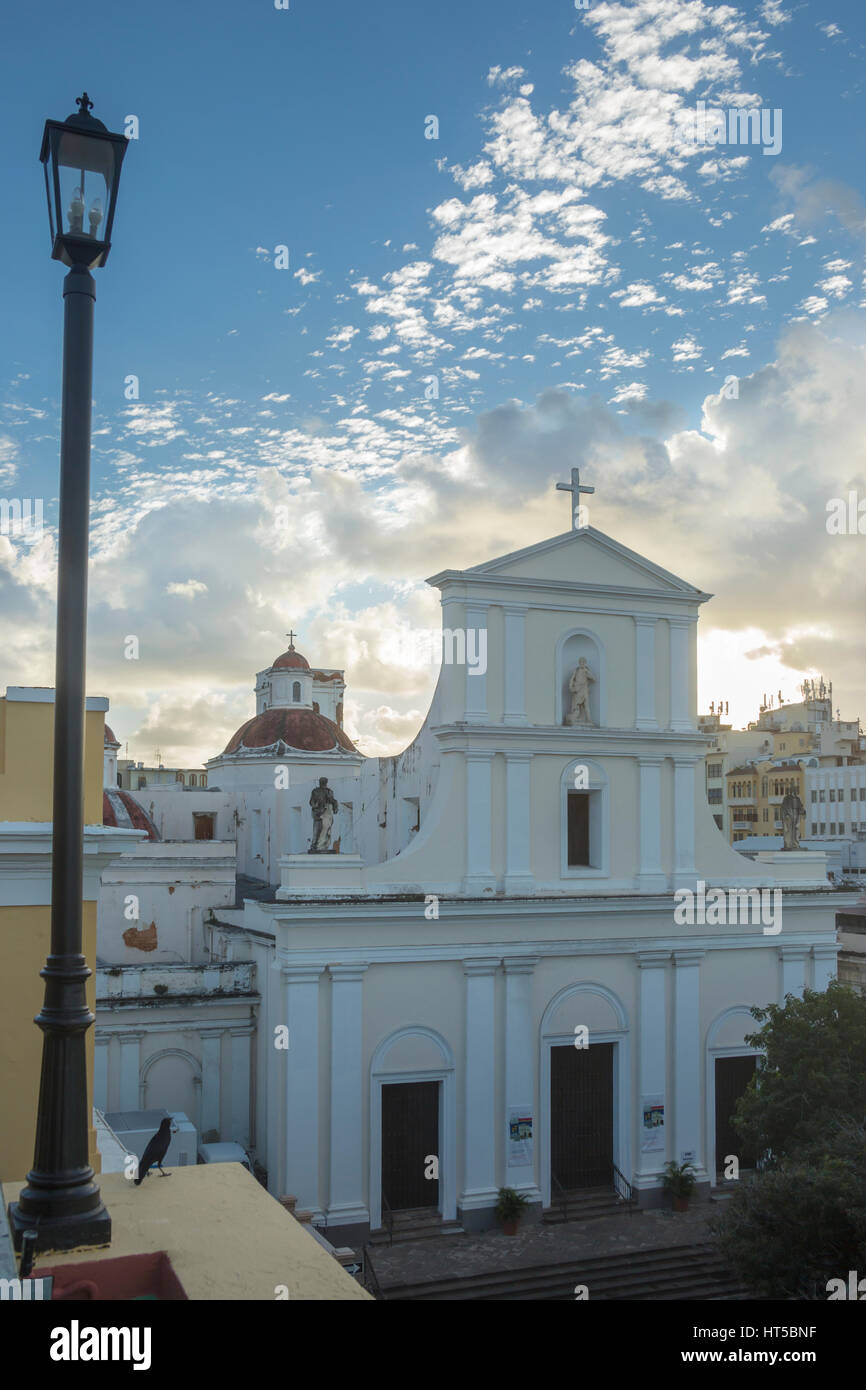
[8, 94, 128, 1254]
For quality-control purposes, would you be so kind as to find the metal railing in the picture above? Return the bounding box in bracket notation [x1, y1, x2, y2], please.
[548, 1163, 637, 1220]
[612, 1163, 636, 1213]
[381, 1190, 394, 1248]
[362, 1244, 384, 1300]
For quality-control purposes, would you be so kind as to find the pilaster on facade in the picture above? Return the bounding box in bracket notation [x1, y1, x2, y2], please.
[464, 602, 490, 725]
[503, 956, 541, 1201]
[635, 951, 669, 1184]
[672, 756, 698, 890]
[636, 756, 667, 893]
[634, 615, 658, 731]
[117, 1031, 145, 1111]
[502, 604, 529, 726]
[811, 943, 838, 992]
[228, 1026, 254, 1150]
[460, 959, 499, 1212]
[504, 751, 535, 894]
[778, 944, 809, 1000]
[199, 1028, 225, 1140]
[668, 618, 694, 733]
[280, 965, 324, 1219]
[672, 951, 706, 1180]
[463, 750, 496, 894]
[327, 963, 370, 1226]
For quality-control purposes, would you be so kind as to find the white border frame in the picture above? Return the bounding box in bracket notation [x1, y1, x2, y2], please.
[705, 1006, 762, 1180]
[561, 757, 610, 879]
[369, 1026, 456, 1230]
[539, 983, 630, 1207]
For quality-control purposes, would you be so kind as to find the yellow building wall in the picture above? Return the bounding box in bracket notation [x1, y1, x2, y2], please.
[0, 694, 104, 1182]
[0, 696, 104, 823]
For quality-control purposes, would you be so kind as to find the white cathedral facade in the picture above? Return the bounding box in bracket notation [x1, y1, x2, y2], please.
[95, 502, 838, 1242]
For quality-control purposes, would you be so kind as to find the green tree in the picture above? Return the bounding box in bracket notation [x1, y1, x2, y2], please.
[711, 1122, 866, 1299]
[733, 982, 866, 1166]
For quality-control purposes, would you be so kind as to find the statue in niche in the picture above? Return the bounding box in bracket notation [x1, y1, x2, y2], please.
[780, 789, 806, 851]
[310, 777, 339, 853]
[566, 657, 596, 726]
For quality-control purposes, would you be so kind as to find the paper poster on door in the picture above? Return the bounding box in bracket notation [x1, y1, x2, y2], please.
[508, 1109, 533, 1166]
[641, 1094, 665, 1152]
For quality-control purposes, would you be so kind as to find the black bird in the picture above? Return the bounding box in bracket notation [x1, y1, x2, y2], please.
[134, 1117, 174, 1185]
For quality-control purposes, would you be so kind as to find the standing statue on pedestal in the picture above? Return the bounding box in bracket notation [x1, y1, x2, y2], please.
[566, 657, 596, 726]
[310, 777, 338, 853]
[780, 790, 806, 851]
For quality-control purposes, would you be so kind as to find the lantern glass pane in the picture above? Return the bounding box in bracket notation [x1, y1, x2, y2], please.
[54, 130, 116, 241]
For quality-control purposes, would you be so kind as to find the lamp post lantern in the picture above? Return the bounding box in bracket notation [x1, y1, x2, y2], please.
[8, 94, 128, 1254]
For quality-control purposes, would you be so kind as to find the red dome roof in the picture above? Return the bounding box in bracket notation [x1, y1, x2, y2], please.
[272, 648, 310, 670]
[223, 707, 357, 756]
[103, 788, 160, 840]
[104, 724, 120, 747]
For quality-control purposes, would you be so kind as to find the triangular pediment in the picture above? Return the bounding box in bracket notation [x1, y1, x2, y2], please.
[429, 528, 709, 598]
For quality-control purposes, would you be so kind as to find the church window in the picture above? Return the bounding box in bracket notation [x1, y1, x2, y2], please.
[567, 792, 590, 866]
[292, 681, 301, 702]
[176, 772, 185, 783]
[193, 812, 216, 841]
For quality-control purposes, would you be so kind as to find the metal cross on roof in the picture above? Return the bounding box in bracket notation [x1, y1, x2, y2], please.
[556, 467, 594, 531]
[285, 630, 297, 649]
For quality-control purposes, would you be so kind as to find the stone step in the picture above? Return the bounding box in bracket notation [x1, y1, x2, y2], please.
[377, 1242, 748, 1301]
[369, 1216, 464, 1247]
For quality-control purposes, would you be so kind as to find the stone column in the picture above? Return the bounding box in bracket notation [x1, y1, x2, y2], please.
[634, 616, 658, 730]
[668, 618, 693, 732]
[464, 602, 489, 724]
[637, 757, 667, 892]
[118, 1031, 143, 1110]
[503, 956, 541, 1198]
[672, 756, 698, 890]
[812, 943, 838, 992]
[504, 751, 534, 894]
[779, 945, 809, 1000]
[460, 960, 498, 1218]
[282, 965, 323, 1217]
[502, 604, 528, 725]
[464, 751, 496, 893]
[229, 1027, 253, 1149]
[672, 951, 704, 1176]
[328, 964, 369, 1227]
[636, 952, 669, 1183]
[200, 1029, 223, 1139]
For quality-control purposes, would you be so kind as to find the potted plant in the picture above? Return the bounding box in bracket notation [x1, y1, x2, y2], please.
[495, 1186, 531, 1235]
[661, 1160, 697, 1212]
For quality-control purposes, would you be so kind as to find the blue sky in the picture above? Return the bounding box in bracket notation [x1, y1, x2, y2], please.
[1, 0, 865, 764]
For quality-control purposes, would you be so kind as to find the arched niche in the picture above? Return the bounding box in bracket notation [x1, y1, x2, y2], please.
[556, 628, 606, 727]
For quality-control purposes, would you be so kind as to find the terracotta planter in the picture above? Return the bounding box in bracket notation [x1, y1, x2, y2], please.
[501, 1219, 519, 1235]
[672, 1195, 690, 1213]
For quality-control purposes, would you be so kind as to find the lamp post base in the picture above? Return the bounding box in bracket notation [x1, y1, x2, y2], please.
[8, 1195, 111, 1255]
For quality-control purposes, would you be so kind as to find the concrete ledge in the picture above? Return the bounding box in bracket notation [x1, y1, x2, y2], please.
[277, 853, 365, 898]
[4, 1165, 370, 1301]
